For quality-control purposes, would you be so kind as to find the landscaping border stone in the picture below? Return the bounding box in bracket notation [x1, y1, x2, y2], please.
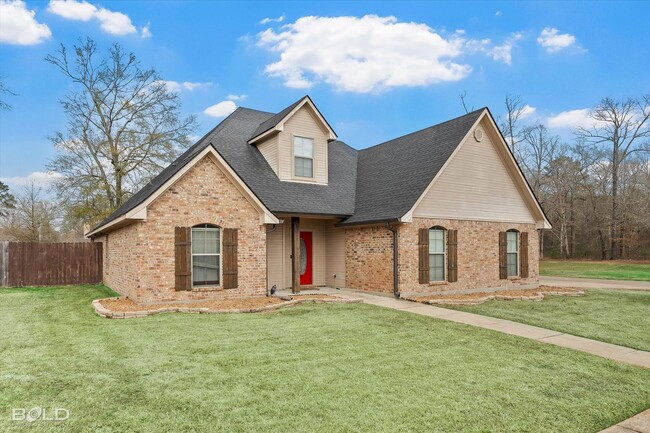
[92, 295, 361, 319]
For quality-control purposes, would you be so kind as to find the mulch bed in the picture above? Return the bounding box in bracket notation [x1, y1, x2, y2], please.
[405, 286, 585, 306]
[93, 294, 360, 319]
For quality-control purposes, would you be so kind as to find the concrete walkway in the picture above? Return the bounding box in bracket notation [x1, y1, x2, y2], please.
[319, 288, 650, 369]
[540, 276, 650, 291]
[599, 409, 650, 433]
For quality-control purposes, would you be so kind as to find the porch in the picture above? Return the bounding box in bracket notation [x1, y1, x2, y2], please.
[266, 216, 347, 293]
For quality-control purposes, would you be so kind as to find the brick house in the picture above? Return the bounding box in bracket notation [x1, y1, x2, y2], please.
[87, 96, 551, 303]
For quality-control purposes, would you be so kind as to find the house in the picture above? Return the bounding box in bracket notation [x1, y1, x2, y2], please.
[87, 96, 551, 303]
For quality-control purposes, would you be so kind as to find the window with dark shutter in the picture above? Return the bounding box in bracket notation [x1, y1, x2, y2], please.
[174, 227, 192, 290]
[520, 232, 529, 278]
[447, 229, 458, 282]
[222, 228, 238, 289]
[498, 231, 508, 279]
[418, 228, 429, 284]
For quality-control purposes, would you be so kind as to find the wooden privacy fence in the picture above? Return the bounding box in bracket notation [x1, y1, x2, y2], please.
[0, 242, 102, 287]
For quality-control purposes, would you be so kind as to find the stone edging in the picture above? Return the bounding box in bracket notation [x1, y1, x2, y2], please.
[92, 296, 361, 319]
[409, 290, 585, 306]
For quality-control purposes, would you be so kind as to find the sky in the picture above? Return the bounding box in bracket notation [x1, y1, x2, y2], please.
[1, 0, 649, 193]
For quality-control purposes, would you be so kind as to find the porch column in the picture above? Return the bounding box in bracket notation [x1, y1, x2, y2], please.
[291, 217, 300, 293]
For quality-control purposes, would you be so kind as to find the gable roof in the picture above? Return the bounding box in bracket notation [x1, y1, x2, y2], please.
[248, 95, 337, 143]
[88, 97, 549, 237]
[340, 108, 484, 226]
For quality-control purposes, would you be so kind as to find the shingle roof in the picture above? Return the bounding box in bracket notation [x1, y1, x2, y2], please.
[340, 108, 484, 225]
[91, 98, 485, 234]
[249, 97, 305, 141]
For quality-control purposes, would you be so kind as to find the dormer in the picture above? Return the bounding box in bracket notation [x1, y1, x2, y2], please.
[249, 96, 337, 185]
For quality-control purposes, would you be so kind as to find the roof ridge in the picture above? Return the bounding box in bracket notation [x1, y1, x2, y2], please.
[359, 107, 486, 153]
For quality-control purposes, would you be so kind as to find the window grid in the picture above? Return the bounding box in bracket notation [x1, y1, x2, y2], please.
[191, 225, 221, 287]
[294, 136, 314, 178]
[506, 231, 518, 277]
[429, 228, 445, 282]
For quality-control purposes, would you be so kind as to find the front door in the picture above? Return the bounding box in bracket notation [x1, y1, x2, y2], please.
[299, 231, 313, 285]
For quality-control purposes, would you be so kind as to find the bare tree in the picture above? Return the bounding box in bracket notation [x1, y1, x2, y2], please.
[500, 94, 527, 153]
[459, 90, 473, 114]
[2, 182, 59, 242]
[0, 75, 16, 111]
[45, 38, 197, 226]
[575, 95, 650, 259]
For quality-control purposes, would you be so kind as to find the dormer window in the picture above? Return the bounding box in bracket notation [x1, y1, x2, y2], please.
[294, 136, 314, 178]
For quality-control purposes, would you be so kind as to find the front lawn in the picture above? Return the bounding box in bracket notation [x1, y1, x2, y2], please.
[448, 289, 650, 352]
[540, 259, 650, 281]
[1, 286, 650, 432]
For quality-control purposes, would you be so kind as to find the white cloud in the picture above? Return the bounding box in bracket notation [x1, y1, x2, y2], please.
[48, 0, 140, 36]
[95, 7, 136, 35]
[0, 0, 51, 45]
[1, 171, 63, 189]
[537, 27, 577, 53]
[466, 32, 522, 66]
[155, 80, 212, 92]
[258, 15, 474, 93]
[260, 14, 284, 25]
[226, 94, 247, 101]
[141, 22, 152, 38]
[547, 108, 605, 129]
[519, 104, 536, 119]
[495, 10, 502, 17]
[47, 0, 96, 20]
[204, 100, 237, 118]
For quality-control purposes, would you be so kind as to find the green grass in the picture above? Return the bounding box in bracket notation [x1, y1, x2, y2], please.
[1, 286, 650, 432]
[540, 260, 650, 281]
[448, 290, 650, 352]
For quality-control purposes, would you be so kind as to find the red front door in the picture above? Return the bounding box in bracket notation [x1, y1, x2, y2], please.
[299, 231, 313, 285]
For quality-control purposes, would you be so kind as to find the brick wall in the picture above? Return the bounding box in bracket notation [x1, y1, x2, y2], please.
[400, 218, 539, 295]
[97, 155, 267, 303]
[344, 219, 539, 295]
[345, 225, 394, 292]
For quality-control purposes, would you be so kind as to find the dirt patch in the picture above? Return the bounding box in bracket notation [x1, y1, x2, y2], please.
[405, 286, 584, 306]
[93, 294, 360, 319]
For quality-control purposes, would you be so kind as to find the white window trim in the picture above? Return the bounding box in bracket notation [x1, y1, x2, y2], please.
[429, 228, 446, 282]
[292, 135, 314, 179]
[191, 226, 222, 288]
[507, 230, 519, 277]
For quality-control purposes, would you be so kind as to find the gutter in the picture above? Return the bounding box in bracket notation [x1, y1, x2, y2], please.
[385, 223, 400, 298]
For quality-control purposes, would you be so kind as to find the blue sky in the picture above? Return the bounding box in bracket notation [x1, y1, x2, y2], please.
[1, 0, 649, 191]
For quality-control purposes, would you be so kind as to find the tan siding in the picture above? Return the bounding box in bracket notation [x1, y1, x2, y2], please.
[278, 105, 329, 184]
[282, 218, 327, 288]
[257, 134, 279, 176]
[413, 118, 536, 223]
[266, 224, 284, 290]
[325, 223, 346, 288]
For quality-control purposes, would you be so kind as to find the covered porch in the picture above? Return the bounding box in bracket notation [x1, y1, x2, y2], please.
[266, 215, 347, 293]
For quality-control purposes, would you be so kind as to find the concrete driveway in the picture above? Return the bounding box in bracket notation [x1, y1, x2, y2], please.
[540, 276, 650, 291]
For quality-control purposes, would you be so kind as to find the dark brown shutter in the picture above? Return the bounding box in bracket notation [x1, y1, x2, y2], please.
[498, 231, 508, 279]
[222, 228, 238, 289]
[418, 228, 429, 284]
[175, 227, 192, 291]
[447, 229, 458, 282]
[520, 232, 529, 278]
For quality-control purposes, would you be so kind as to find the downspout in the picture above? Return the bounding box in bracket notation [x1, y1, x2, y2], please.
[386, 223, 399, 298]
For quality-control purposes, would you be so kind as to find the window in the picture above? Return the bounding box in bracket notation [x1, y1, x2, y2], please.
[429, 227, 445, 282]
[507, 230, 519, 277]
[294, 136, 314, 178]
[192, 224, 220, 286]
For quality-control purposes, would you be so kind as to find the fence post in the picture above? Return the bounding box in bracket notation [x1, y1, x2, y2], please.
[0, 241, 8, 287]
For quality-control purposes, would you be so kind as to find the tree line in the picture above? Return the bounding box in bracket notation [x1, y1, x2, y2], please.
[1, 38, 648, 259]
